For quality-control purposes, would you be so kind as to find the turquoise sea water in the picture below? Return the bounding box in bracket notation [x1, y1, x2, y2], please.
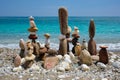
[0, 17, 120, 51]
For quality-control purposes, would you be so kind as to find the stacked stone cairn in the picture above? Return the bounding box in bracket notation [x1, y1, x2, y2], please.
[56, 7, 74, 71]
[58, 7, 68, 56]
[28, 16, 38, 43]
[13, 16, 38, 70]
[71, 26, 82, 56]
[13, 8, 109, 73]
[88, 19, 97, 55]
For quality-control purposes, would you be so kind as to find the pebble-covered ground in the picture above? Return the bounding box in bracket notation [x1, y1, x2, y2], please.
[0, 48, 120, 80]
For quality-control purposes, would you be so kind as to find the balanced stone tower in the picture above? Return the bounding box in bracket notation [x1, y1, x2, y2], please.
[58, 7, 68, 56]
[28, 16, 39, 55]
[88, 19, 97, 55]
[28, 16, 38, 43]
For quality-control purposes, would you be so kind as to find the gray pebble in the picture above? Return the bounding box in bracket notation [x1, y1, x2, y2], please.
[112, 61, 120, 68]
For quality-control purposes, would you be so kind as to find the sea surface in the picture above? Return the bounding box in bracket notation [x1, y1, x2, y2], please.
[0, 16, 120, 51]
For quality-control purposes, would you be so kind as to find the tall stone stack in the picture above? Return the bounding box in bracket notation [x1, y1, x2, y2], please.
[58, 7, 68, 56]
[28, 16, 38, 43]
[88, 19, 97, 55]
[28, 16, 38, 55]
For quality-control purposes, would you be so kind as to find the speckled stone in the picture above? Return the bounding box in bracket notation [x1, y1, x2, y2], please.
[79, 49, 92, 65]
[14, 54, 21, 67]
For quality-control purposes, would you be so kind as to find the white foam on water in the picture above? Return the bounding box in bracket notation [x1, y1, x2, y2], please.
[97, 43, 120, 51]
[50, 42, 74, 50]
[0, 44, 19, 49]
[0, 43, 120, 51]
[50, 42, 59, 50]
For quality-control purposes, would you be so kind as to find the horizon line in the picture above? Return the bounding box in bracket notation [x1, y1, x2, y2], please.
[0, 16, 120, 17]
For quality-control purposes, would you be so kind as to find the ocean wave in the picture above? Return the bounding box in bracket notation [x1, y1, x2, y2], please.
[0, 44, 19, 49]
[0, 43, 120, 51]
[97, 43, 120, 51]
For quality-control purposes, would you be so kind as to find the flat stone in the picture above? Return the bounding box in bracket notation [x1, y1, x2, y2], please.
[91, 55, 99, 61]
[99, 46, 108, 48]
[44, 56, 59, 69]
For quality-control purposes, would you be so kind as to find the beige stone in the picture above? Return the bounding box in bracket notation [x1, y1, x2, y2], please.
[56, 55, 63, 60]
[69, 52, 75, 59]
[22, 46, 35, 69]
[75, 43, 82, 56]
[91, 55, 99, 61]
[25, 54, 35, 61]
[79, 49, 92, 65]
[81, 64, 90, 71]
[61, 61, 71, 71]
[19, 39, 25, 50]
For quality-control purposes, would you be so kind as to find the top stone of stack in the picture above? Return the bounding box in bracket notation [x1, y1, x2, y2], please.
[28, 16, 38, 32]
[58, 7, 68, 35]
[89, 19, 95, 39]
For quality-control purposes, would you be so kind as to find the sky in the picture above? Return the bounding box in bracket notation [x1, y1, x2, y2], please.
[0, 0, 120, 16]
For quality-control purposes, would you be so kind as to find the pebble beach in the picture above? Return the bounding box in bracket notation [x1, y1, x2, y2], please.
[0, 48, 120, 80]
[0, 0, 120, 80]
